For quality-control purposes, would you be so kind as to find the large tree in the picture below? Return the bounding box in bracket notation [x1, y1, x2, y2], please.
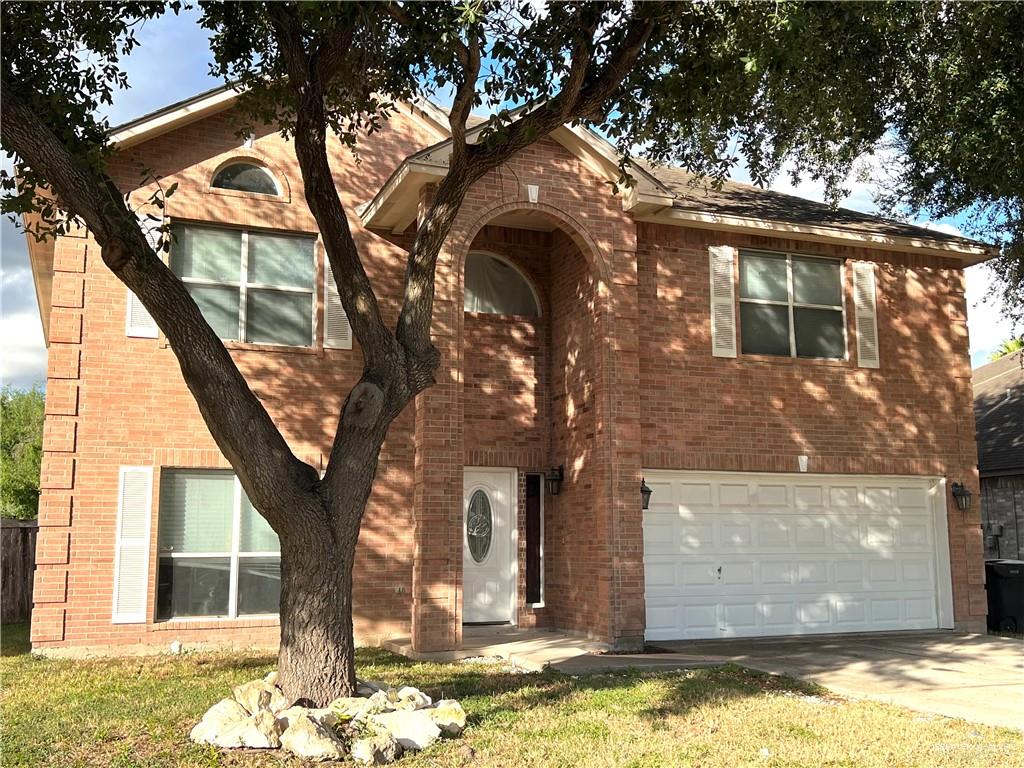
[2, 1, 1017, 704]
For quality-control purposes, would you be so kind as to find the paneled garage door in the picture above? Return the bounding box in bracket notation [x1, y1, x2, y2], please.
[642, 471, 954, 641]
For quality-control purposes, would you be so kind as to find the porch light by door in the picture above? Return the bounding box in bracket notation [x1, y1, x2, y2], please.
[545, 465, 564, 496]
[951, 482, 973, 512]
[641, 478, 653, 510]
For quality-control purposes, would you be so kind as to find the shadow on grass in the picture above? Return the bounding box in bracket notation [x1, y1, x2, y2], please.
[1, 622, 30, 656]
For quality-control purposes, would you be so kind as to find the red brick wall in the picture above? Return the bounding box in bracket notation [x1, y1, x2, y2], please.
[32, 105, 985, 653]
[31, 106, 446, 651]
[636, 223, 985, 630]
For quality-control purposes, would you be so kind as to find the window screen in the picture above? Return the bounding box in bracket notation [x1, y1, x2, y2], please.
[464, 253, 540, 316]
[738, 250, 846, 360]
[157, 469, 280, 620]
[170, 224, 315, 347]
[211, 163, 279, 196]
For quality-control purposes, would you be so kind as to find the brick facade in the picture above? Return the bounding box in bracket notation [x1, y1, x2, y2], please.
[29, 102, 986, 653]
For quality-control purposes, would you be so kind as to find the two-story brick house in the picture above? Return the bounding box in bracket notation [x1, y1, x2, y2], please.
[25, 86, 994, 655]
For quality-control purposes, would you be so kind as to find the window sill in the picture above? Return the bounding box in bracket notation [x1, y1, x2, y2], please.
[158, 338, 326, 356]
[740, 353, 853, 368]
[151, 616, 279, 630]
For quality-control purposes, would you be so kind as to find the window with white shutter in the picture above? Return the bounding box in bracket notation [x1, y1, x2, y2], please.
[156, 469, 280, 619]
[324, 259, 353, 350]
[709, 245, 738, 358]
[852, 260, 880, 368]
[112, 466, 154, 624]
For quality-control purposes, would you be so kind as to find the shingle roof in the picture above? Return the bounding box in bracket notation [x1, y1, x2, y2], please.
[973, 350, 1024, 476]
[635, 160, 984, 248]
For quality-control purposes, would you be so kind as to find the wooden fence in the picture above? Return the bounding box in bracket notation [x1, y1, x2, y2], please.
[1, 518, 37, 623]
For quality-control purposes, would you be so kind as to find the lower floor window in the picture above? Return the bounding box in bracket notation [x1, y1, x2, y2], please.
[157, 470, 280, 620]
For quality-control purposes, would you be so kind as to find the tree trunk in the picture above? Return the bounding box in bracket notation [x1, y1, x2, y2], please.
[276, 522, 357, 705]
[274, 422, 385, 706]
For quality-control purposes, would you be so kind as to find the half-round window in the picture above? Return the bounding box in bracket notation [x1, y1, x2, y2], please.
[464, 252, 540, 316]
[211, 163, 279, 196]
[466, 489, 493, 563]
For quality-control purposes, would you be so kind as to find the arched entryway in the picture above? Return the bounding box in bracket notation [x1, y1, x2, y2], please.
[409, 200, 643, 653]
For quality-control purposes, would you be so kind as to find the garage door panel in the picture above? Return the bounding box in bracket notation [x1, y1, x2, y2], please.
[643, 471, 942, 641]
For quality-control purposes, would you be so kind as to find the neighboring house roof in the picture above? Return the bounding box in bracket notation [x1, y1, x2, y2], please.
[973, 350, 1024, 477]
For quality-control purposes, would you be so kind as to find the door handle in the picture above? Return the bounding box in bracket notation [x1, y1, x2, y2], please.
[716, 565, 722, 580]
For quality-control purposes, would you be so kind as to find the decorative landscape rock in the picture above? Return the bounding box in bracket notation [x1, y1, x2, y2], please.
[280, 711, 347, 761]
[233, 679, 290, 715]
[189, 697, 249, 745]
[216, 710, 283, 749]
[351, 731, 403, 765]
[429, 699, 467, 736]
[368, 710, 442, 751]
[191, 673, 464, 763]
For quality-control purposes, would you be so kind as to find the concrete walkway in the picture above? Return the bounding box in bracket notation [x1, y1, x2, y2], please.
[564, 632, 1024, 730]
[383, 627, 609, 672]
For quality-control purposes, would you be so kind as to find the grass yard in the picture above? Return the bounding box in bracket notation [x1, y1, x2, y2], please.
[1, 623, 1021, 768]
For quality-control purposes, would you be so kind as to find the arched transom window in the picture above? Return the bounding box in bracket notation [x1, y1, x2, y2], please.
[211, 162, 279, 196]
[464, 252, 541, 316]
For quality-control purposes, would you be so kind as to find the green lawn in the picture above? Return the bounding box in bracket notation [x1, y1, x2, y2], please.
[1, 623, 1020, 768]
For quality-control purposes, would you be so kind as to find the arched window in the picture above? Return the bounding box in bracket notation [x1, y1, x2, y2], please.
[211, 162, 279, 196]
[464, 252, 541, 316]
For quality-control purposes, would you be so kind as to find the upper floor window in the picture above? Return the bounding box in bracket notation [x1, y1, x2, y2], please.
[739, 250, 845, 360]
[157, 470, 280, 620]
[211, 162, 279, 196]
[170, 223, 315, 347]
[464, 252, 541, 316]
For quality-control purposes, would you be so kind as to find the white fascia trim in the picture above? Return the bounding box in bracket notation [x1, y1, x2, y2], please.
[636, 207, 997, 263]
[111, 88, 242, 149]
[359, 160, 447, 228]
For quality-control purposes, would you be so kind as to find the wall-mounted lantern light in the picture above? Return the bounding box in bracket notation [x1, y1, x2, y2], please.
[641, 478, 653, 510]
[951, 482, 973, 513]
[545, 465, 564, 496]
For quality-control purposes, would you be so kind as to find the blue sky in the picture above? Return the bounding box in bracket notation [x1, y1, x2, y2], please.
[0, 8, 1014, 389]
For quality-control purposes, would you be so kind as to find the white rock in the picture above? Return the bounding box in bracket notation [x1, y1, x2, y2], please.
[369, 710, 441, 751]
[351, 732, 403, 764]
[168, 640, 183, 655]
[277, 705, 339, 730]
[329, 696, 371, 721]
[216, 710, 283, 749]
[429, 699, 467, 735]
[233, 679, 290, 715]
[395, 686, 432, 711]
[189, 698, 250, 745]
[280, 711, 347, 761]
[364, 690, 397, 714]
[264, 670, 279, 686]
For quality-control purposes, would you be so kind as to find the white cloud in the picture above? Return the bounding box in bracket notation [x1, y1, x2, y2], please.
[0, 308, 46, 389]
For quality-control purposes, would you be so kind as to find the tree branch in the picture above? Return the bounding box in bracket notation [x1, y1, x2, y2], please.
[392, 4, 663, 372]
[267, 5, 396, 370]
[0, 77, 317, 525]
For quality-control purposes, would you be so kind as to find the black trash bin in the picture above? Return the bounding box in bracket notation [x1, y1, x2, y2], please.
[985, 559, 1024, 633]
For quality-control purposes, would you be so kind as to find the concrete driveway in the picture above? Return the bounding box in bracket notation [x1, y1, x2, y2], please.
[632, 632, 1023, 730]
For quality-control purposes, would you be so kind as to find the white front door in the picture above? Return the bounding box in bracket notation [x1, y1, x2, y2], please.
[463, 468, 516, 624]
[643, 471, 954, 641]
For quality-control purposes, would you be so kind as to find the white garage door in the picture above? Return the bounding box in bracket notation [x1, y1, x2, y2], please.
[643, 471, 954, 641]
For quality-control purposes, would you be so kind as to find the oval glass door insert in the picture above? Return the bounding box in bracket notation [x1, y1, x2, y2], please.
[466, 489, 493, 563]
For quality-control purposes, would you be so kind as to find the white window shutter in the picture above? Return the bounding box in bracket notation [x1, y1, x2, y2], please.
[324, 260, 352, 350]
[125, 290, 159, 338]
[125, 213, 160, 338]
[853, 261, 880, 368]
[709, 245, 737, 358]
[112, 466, 153, 624]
